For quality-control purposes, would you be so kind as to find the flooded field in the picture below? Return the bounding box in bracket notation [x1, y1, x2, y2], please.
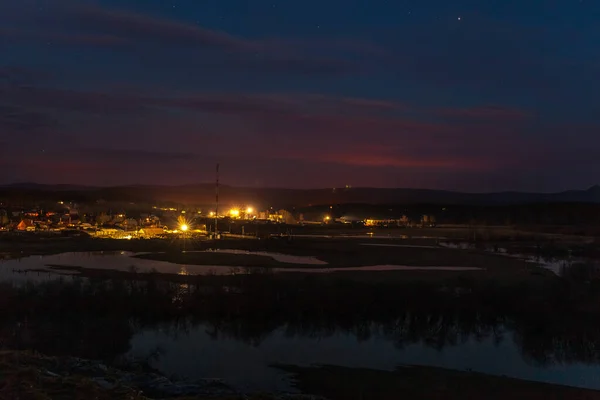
[0, 251, 483, 282]
[1, 236, 600, 397]
[190, 249, 328, 265]
[439, 241, 600, 275]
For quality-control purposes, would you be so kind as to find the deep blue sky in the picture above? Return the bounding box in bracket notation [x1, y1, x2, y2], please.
[1, 0, 598, 191]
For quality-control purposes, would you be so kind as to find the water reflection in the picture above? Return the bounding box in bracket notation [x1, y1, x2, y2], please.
[438, 241, 600, 276]
[129, 322, 600, 392]
[0, 252, 483, 283]
[191, 249, 328, 265]
[4, 276, 600, 391]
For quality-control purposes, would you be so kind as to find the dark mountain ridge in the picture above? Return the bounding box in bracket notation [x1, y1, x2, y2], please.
[1, 183, 599, 207]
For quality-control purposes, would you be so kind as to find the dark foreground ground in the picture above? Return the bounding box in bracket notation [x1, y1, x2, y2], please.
[2, 351, 600, 400]
[2, 224, 599, 259]
[280, 365, 600, 400]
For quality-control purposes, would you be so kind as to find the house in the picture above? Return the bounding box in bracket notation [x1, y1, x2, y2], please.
[16, 220, 34, 231]
[123, 218, 139, 231]
[279, 210, 297, 225]
[95, 227, 124, 238]
[138, 227, 166, 238]
[337, 215, 363, 224]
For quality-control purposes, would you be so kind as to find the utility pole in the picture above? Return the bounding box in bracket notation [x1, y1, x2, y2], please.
[215, 163, 219, 238]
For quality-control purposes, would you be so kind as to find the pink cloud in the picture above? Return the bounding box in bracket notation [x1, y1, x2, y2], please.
[72, 4, 253, 51]
[70, 4, 385, 58]
[2, 84, 541, 181]
[1, 27, 129, 46]
[284, 152, 487, 169]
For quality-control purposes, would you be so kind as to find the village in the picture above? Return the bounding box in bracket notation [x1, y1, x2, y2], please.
[0, 200, 437, 239]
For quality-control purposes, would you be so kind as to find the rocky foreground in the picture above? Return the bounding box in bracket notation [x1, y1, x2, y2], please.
[3, 350, 600, 400]
[0, 351, 323, 400]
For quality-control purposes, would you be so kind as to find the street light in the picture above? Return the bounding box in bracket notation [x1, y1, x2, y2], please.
[180, 224, 189, 232]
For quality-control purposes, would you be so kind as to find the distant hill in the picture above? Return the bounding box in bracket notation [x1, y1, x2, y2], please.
[3, 182, 95, 191]
[1, 183, 599, 207]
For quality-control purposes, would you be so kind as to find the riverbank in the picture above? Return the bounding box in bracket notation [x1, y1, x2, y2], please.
[0, 351, 322, 400]
[3, 225, 598, 261]
[279, 364, 600, 400]
[4, 350, 600, 400]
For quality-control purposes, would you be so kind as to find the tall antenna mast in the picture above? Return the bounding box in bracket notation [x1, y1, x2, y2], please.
[215, 163, 219, 237]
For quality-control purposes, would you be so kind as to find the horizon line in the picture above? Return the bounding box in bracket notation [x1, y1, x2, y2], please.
[1, 181, 597, 195]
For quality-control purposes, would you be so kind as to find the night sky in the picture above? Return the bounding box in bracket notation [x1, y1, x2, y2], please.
[1, 1, 598, 191]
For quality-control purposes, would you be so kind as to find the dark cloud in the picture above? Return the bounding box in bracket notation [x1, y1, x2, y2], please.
[70, 5, 253, 51]
[254, 94, 407, 114]
[136, 51, 359, 78]
[2, 86, 149, 115]
[67, 4, 384, 58]
[435, 106, 531, 122]
[0, 66, 52, 85]
[1, 80, 590, 184]
[27, 2, 374, 76]
[77, 148, 199, 162]
[243, 54, 357, 76]
[0, 85, 408, 120]
[278, 149, 486, 170]
[156, 93, 408, 120]
[0, 105, 59, 131]
[0, 26, 128, 47]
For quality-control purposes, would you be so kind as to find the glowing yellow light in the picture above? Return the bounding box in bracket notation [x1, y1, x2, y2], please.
[209, 211, 215, 217]
[229, 209, 240, 217]
[246, 207, 253, 214]
[177, 215, 190, 232]
[325, 216, 330, 221]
